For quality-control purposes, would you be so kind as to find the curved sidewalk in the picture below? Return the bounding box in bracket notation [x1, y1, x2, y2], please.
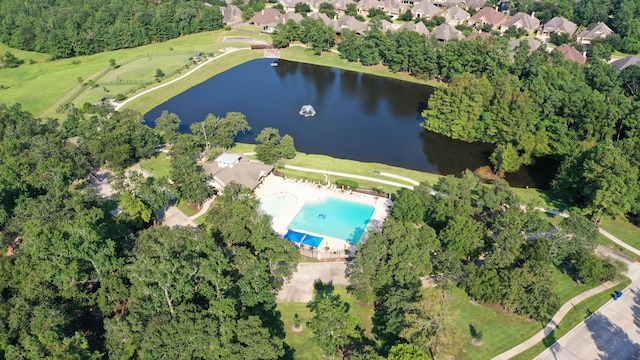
[491, 281, 616, 360]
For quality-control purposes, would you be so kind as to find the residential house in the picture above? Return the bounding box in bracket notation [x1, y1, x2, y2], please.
[333, 15, 369, 34]
[333, 0, 357, 15]
[541, 16, 577, 36]
[444, 6, 470, 25]
[611, 55, 640, 71]
[553, 43, 586, 64]
[397, 21, 430, 36]
[220, 5, 243, 25]
[412, 1, 442, 19]
[357, 0, 384, 15]
[279, 12, 304, 24]
[202, 153, 274, 191]
[282, 0, 324, 12]
[576, 22, 614, 45]
[509, 38, 542, 56]
[466, 31, 491, 41]
[468, 7, 506, 29]
[310, 12, 334, 25]
[381, 0, 407, 19]
[500, 12, 540, 33]
[248, 8, 282, 33]
[431, 23, 465, 42]
[464, 0, 487, 11]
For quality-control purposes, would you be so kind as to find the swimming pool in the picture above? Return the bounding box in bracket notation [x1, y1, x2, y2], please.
[260, 192, 299, 217]
[288, 197, 374, 245]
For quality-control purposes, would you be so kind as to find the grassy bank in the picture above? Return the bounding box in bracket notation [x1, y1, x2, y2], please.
[599, 216, 640, 251]
[512, 277, 631, 360]
[279, 46, 442, 88]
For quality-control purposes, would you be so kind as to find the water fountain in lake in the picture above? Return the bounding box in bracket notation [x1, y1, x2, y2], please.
[299, 105, 316, 117]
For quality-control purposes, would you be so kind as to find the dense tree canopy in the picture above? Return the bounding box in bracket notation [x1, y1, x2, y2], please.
[0, 0, 224, 58]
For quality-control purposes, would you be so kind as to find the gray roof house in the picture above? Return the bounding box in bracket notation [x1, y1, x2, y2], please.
[444, 6, 470, 25]
[202, 153, 274, 191]
[464, 0, 487, 10]
[221, 5, 243, 24]
[577, 22, 614, 45]
[500, 12, 540, 33]
[333, 15, 369, 34]
[397, 21, 430, 36]
[248, 8, 282, 33]
[541, 16, 577, 36]
[431, 23, 465, 42]
[412, 1, 442, 19]
[611, 55, 640, 71]
[310, 12, 334, 25]
[278, 12, 304, 24]
[333, 0, 357, 13]
[509, 38, 542, 56]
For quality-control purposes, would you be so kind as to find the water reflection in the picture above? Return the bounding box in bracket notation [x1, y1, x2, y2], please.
[144, 58, 553, 188]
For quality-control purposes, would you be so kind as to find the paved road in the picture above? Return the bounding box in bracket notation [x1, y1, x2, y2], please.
[534, 258, 640, 360]
[276, 262, 350, 303]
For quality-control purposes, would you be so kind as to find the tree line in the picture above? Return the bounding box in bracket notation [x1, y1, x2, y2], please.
[0, 0, 225, 59]
[0, 103, 300, 358]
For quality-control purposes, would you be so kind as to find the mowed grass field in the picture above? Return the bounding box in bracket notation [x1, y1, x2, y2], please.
[0, 28, 270, 118]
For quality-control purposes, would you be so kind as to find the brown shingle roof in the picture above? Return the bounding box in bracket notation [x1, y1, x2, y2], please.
[468, 7, 506, 28]
[553, 44, 586, 64]
[543, 16, 577, 35]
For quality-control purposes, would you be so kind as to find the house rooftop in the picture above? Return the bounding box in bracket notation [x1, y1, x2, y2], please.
[202, 156, 274, 191]
[431, 23, 465, 41]
[577, 22, 614, 41]
[553, 44, 586, 64]
[611, 55, 640, 71]
[469, 7, 506, 27]
[502, 12, 540, 32]
[543, 16, 577, 35]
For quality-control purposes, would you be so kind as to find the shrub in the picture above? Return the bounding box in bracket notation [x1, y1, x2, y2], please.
[335, 179, 358, 188]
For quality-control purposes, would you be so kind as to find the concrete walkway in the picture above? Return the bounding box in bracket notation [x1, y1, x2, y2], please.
[492, 278, 617, 359]
[599, 227, 640, 257]
[114, 48, 250, 111]
[493, 231, 640, 359]
[283, 164, 415, 189]
[188, 197, 215, 221]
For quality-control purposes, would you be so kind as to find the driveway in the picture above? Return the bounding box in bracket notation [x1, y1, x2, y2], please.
[276, 262, 350, 303]
[535, 259, 640, 360]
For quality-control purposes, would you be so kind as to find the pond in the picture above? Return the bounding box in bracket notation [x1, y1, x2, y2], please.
[144, 58, 555, 188]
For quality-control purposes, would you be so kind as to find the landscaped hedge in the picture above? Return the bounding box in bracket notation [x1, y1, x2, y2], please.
[335, 179, 358, 189]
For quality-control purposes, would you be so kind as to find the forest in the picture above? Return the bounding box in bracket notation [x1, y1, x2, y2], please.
[0, 104, 302, 358]
[0, 102, 628, 359]
[0, 0, 225, 59]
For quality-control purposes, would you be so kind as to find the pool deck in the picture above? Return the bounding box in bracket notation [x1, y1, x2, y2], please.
[254, 174, 391, 254]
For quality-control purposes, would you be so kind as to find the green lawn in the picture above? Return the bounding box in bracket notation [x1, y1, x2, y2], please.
[277, 286, 374, 360]
[599, 216, 640, 251]
[176, 199, 197, 217]
[512, 277, 631, 360]
[1, 29, 267, 118]
[447, 287, 542, 359]
[138, 153, 172, 179]
[597, 233, 640, 261]
[448, 267, 596, 360]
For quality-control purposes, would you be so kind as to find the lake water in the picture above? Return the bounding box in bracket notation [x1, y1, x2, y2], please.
[144, 58, 555, 188]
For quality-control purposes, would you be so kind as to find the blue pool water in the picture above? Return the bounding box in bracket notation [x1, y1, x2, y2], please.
[288, 198, 375, 245]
